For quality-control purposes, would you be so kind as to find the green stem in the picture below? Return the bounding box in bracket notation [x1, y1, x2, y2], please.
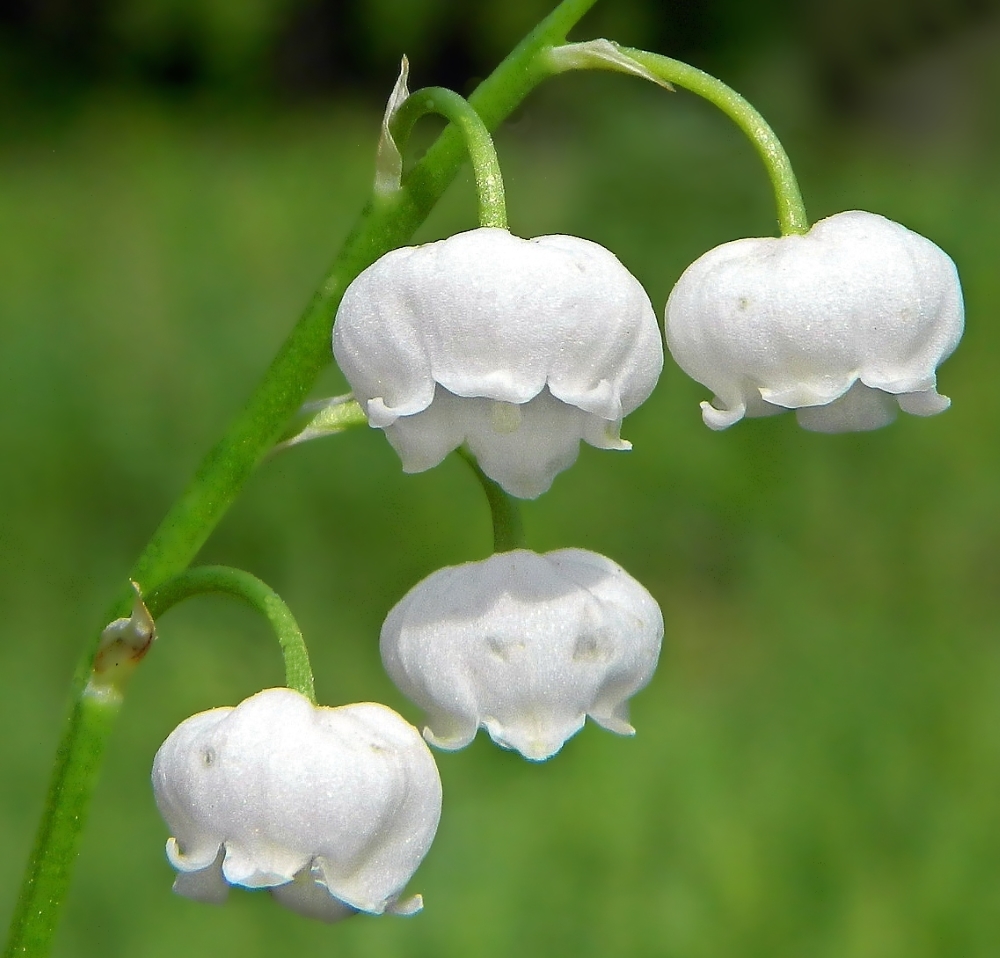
[146, 567, 315, 703]
[2, 694, 119, 958]
[4, 2, 599, 955]
[548, 41, 809, 236]
[458, 449, 527, 553]
[392, 87, 508, 229]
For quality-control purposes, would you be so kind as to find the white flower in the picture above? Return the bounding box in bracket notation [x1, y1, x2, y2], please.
[333, 227, 663, 498]
[380, 548, 663, 762]
[664, 210, 964, 432]
[151, 688, 441, 922]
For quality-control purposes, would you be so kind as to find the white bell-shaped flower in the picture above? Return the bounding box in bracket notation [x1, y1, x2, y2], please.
[334, 227, 663, 498]
[380, 548, 663, 762]
[151, 688, 442, 922]
[665, 210, 964, 432]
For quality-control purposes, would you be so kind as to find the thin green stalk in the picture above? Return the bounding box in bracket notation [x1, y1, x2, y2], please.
[548, 41, 809, 235]
[1, 694, 119, 958]
[458, 449, 527, 553]
[4, 2, 599, 955]
[146, 567, 315, 703]
[392, 87, 508, 229]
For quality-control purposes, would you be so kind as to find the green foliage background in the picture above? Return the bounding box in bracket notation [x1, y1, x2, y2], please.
[2, 7, 1000, 956]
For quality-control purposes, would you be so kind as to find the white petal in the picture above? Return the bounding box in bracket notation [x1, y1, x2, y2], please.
[665, 210, 964, 431]
[387, 894, 424, 916]
[334, 227, 662, 490]
[483, 712, 586, 763]
[383, 388, 468, 474]
[700, 398, 747, 431]
[896, 388, 951, 416]
[221, 843, 308, 889]
[794, 381, 897, 433]
[381, 549, 663, 761]
[337, 228, 660, 413]
[154, 708, 231, 872]
[171, 849, 229, 904]
[463, 391, 588, 499]
[384, 386, 629, 499]
[152, 689, 442, 919]
[269, 868, 357, 924]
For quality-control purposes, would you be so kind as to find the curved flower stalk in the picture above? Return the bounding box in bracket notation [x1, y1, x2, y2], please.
[665, 211, 964, 432]
[334, 227, 663, 498]
[381, 549, 663, 761]
[152, 688, 442, 922]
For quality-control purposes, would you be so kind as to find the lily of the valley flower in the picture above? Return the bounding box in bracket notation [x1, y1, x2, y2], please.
[152, 688, 441, 922]
[665, 210, 964, 432]
[380, 548, 663, 761]
[334, 227, 663, 498]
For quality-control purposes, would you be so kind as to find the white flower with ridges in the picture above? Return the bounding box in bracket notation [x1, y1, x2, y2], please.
[665, 210, 963, 432]
[380, 548, 663, 761]
[334, 227, 663, 498]
[152, 688, 441, 922]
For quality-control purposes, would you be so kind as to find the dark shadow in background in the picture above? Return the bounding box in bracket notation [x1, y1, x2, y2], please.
[1, 0, 998, 113]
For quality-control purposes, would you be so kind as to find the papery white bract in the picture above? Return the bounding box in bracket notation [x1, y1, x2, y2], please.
[333, 227, 663, 498]
[380, 548, 663, 761]
[664, 210, 964, 432]
[151, 688, 441, 922]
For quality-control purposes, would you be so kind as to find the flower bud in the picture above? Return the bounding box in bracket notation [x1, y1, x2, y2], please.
[665, 211, 964, 431]
[334, 227, 663, 498]
[152, 688, 441, 921]
[380, 549, 663, 761]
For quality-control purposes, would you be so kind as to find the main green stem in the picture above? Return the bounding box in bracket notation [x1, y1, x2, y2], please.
[3, 2, 598, 955]
[392, 88, 508, 229]
[146, 567, 316, 703]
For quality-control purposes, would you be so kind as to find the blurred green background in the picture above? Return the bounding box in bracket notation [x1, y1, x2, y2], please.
[3, 0, 1000, 955]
